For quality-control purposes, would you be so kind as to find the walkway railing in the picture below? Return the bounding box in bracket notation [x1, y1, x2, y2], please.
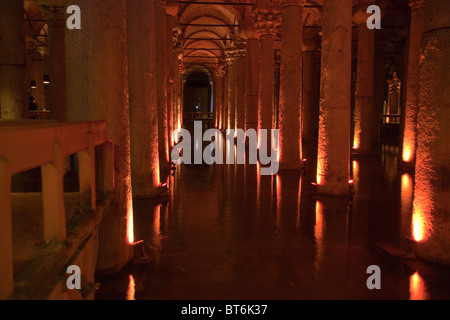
[0, 120, 114, 299]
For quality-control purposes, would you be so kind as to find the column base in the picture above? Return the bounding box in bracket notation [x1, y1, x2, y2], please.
[312, 182, 353, 197]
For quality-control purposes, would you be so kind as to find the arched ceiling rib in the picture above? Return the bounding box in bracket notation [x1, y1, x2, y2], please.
[179, 1, 244, 76]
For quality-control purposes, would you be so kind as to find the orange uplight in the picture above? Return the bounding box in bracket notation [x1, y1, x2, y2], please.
[127, 203, 134, 244]
[412, 213, 425, 242]
[353, 136, 360, 150]
[410, 272, 429, 300]
[402, 147, 412, 163]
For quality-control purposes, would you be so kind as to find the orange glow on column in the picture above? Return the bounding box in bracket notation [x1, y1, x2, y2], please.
[353, 129, 360, 150]
[402, 146, 413, 163]
[316, 116, 328, 185]
[402, 125, 415, 163]
[127, 203, 134, 244]
[411, 174, 433, 243]
[409, 272, 429, 300]
[412, 213, 426, 242]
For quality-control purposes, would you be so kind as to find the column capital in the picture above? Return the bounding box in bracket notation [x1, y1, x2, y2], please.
[409, 0, 425, 9]
[254, 7, 281, 37]
[38, 1, 65, 25]
[352, 0, 373, 25]
[214, 64, 226, 79]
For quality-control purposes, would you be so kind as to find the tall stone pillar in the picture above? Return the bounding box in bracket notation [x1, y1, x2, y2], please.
[352, 1, 376, 155]
[279, 0, 304, 170]
[127, 0, 160, 198]
[0, 0, 27, 119]
[413, 0, 450, 266]
[302, 30, 319, 142]
[40, 1, 67, 121]
[245, 36, 259, 131]
[166, 8, 178, 151]
[316, 0, 353, 196]
[256, 8, 280, 138]
[66, 0, 132, 273]
[222, 66, 229, 131]
[156, 0, 169, 183]
[225, 51, 236, 131]
[235, 51, 246, 132]
[30, 50, 45, 109]
[401, 0, 425, 167]
[214, 65, 225, 129]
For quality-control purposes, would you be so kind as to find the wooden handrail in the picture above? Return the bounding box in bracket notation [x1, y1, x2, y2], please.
[0, 121, 108, 176]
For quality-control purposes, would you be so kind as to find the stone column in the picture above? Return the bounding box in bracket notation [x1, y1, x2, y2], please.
[214, 65, 225, 129]
[0, 0, 27, 119]
[235, 51, 246, 132]
[166, 9, 178, 151]
[401, 0, 425, 167]
[245, 36, 259, 132]
[225, 50, 236, 131]
[316, 0, 353, 196]
[30, 50, 45, 109]
[279, 0, 304, 170]
[66, 0, 132, 273]
[40, 1, 67, 121]
[222, 66, 229, 131]
[256, 8, 280, 138]
[156, 0, 169, 183]
[127, 0, 160, 198]
[302, 29, 319, 142]
[352, 1, 376, 155]
[413, 0, 450, 266]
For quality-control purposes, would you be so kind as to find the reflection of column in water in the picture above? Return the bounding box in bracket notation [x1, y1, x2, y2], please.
[296, 176, 302, 229]
[152, 204, 163, 265]
[314, 201, 325, 274]
[256, 162, 261, 213]
[409, 271, 429, 300]
[314, 198, 350, 275]
[276, 175, 281, 233]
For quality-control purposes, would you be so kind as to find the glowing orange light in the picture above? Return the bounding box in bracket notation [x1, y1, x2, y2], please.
[126, 275, 135, 300]
[127, 204, 134, 244]
[353, 138, 360, 150]
[402, 147, 412, 163]
[412, 213, 425, 242]
[410, 272, 429, 300]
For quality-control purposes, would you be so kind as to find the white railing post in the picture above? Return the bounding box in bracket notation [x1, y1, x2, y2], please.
[0, 157, 14, 299]
[41, 142, 67, 242]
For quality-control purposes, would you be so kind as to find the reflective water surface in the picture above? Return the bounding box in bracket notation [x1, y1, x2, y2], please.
[96, 142, 450, 300]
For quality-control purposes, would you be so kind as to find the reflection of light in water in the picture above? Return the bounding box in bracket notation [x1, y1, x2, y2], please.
[296, 176, 302, 229]
[153, 205, 162, 251]
[256, 161, 261, 205]
[126, 275, 135, 300]
[410, 272, 429, 300]
[314, 201, 325, 273]
[276, 175, 281, 232]
[352, 160, 359, 185]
